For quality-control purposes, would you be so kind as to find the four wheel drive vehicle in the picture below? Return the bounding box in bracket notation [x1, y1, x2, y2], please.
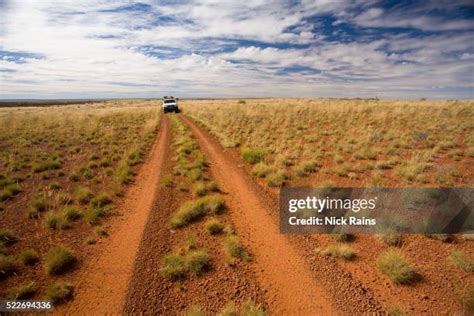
[162, 96, 180, 113]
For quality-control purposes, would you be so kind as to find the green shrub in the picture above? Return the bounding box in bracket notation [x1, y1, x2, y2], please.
[169, 196, 225, 228]
[223, 235, 251, 264]
[46, 282, 74, 303]
[19, 248, 39, 265]
[266, 171, 285, 187]
[44, 212, 70, 230]
[241, 300, 266, 316]
[8, 282, 36, 299]
[449, 251, 474, 274]
[0, 255, 18, 280]
[0, 184, 21, 201]
[186, 168, 203, 181]
[90, 193, 112, 208]
[31, 161, 62, 173]
[205, 218, 224, 235]
[191, 181, 207, 197]
[252, 163, 273, 178]
[28, 193, 48, 217]
[322, 244, 356, 260]
[63, 207, 82, 221]
[241, 148, 266, 164]
[379, 233, 402, 247]
[44, 246, 76, 275]
[0, 229, 17, 244]
[185, 249, 209, 275]
[161, 174, 174, 187]
[160, 253, 187, 280]
[376, 250, 416, 284]
[75, 187, 94, 204]
[115, 161, 133, 184]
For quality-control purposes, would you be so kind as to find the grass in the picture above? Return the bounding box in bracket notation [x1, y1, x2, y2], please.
[160, 248, 210, 280]
[241, 148, 266, 164]
[191, 181, 207, 197]
[241, 300, 266, 316]
[223, 234, 251, 264]
[46, 282, 74, 303]
[161, 174, 174, 187]
[44, 212, 70, 230]
[204, 218, 224, 235]
[75, 186, 94, 204]
[169, 196, 225, 228]
[376, 250, 417, 284]
[322, 244, 356, 260]
[18, 248, 39, 265]
[8, 282, 36, 299]
[44, 246, 76, 275]
[0, 255, 18, 280]
[0, 228, 17, 244]
[449, 251, 474, 274]
[379, 233, 403, 247]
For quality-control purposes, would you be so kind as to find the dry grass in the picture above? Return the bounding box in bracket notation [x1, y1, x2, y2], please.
[182, 99, 473, 187]
[376, 250, 417, 284]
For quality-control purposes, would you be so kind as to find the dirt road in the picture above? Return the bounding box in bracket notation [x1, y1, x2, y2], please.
[58, 116, 171, 315]
[180, 115, 336, 315]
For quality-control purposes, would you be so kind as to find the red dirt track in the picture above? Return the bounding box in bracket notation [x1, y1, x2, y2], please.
[56, 116, 170, 315]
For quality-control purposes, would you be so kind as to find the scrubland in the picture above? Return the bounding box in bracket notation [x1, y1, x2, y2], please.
[182, 98, 474, 314]
[182, 98, 474, 188]
[0, 101, 160, 301]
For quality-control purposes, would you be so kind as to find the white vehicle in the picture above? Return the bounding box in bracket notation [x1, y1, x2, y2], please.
[162, 96, 179, 113]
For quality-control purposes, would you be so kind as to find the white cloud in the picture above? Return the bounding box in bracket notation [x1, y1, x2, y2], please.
[0, 0, 472, 99]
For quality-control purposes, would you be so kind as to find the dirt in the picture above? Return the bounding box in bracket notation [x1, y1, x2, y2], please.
[180, 115, 337, 315]
[184, 116, 473, 314]
[55, 115, 171, 315]
[124, 114, 266, 315]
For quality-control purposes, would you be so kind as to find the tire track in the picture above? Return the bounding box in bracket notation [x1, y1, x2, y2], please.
[180, 115, 336, 315]
[57, 115, 171, 315]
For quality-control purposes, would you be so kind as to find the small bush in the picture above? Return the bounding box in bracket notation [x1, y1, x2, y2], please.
[266, 171, 285, 187]
[241, 300, 265, 316]
[44, 246, 76, 275]
[0, 183, 21, 201]
[44, 212, 70, 230]
[205, 218, 224, 235]
[169, 196, 225, 228]
[32, 161, 62, 173]
[75, 187, 94, 204]
[223, 234, 251, 264]
[376, 250, 416, 284]
[252, 163, 273, 178]
[191, 181, 207, 197]
[115, 161, 134, 184]
[90, 193, 112, 208]
[161, 174, 174, 187]
[186, 168, 203, 181]
[63, 207, 82, 221]
[29, 193, 48, 216]
[8, 282, 36, 299]
[0, 255, 18, 279]
[241, 148, 266, 164]
[322, 245, 356, 260]
[449, 251, 474, 274]
[19, 249, 39, 265]
[0, 229, 17, 244]
[185, 249, 209, 275]
[160, 253, 187, 280]
[46, 282, 74, 303]
[84, 236, 96, 245]
[387, 304, 407, 316]
[379, 233, 402, 247]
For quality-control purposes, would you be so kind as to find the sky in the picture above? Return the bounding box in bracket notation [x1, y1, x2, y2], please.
[0, 0, 473, 99]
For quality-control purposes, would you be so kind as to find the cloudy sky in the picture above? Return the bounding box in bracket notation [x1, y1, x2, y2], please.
[0, 0, 473, 99]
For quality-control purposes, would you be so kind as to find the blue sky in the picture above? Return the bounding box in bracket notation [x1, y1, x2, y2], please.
[0, 0, 473, 99]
